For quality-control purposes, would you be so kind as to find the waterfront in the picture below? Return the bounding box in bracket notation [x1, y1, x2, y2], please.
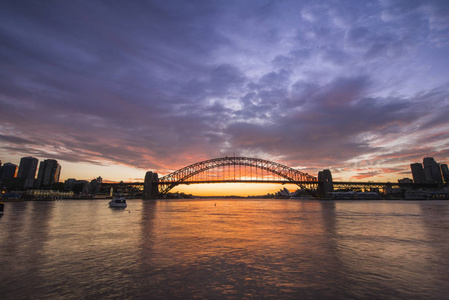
[1, 199, 449, 299]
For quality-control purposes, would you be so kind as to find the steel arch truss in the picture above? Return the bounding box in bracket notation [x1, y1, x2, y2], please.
[158, 156, 317, 195]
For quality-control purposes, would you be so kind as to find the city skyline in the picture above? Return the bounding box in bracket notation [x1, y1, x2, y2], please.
[4, 154, 448, 182]
[1, 1, 449, 192]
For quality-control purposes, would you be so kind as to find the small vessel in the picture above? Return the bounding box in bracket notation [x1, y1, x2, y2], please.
[0, 201, 4, 215]
[109, 195, 127, 208]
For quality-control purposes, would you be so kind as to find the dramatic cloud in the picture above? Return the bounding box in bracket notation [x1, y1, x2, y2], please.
[0, 0, 448, 181]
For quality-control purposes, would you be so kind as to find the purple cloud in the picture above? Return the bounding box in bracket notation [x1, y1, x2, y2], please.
[0, 0, 448, 181]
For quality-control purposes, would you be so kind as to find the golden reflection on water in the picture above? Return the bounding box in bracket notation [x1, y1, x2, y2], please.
[137, 199, 335, 298]
[145, 200, 323, 267]
[1, 199, 449, 299]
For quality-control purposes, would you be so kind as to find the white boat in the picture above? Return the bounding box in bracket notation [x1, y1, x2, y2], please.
[109, 196, 127, 208]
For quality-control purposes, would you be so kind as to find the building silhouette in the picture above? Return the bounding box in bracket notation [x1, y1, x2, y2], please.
[36, 159, 61, 187]
[0, 162, 18, 183]
[18, 156, 39, 189]
[410, 163, 426, 183]
[398, 178, 413, 183]
[423, 157, 443, 183]
[441, 164, 449, 183]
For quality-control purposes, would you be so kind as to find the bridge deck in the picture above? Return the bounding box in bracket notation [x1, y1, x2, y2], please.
[158, 180, 318, 185]
[102, 181, 411, 187]
[101, 181, 446, 190]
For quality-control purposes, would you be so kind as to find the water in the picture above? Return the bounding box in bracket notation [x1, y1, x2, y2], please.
[1, 199, 449, 299]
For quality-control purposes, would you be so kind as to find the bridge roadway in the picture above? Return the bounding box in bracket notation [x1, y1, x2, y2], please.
[102, 180, 410, 189]
[102, 180, 449, 199]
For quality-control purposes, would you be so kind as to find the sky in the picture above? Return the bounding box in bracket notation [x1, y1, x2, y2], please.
[1, 0, 449, 193]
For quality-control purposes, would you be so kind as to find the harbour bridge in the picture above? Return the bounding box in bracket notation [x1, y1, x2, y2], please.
[102, 156, 415, 199]
[153, 156, 318, 197]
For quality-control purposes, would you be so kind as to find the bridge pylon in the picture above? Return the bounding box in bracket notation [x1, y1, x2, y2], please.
[143, 171, 159, 199]
[317, 169, 333, 198]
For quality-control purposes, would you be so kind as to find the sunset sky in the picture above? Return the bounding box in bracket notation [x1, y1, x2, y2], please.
[1, 0, 449, 193]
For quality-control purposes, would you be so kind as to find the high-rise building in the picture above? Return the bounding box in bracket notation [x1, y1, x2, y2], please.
[0, 162, 18, 183]
[423, 157, 443, 183]
[441, 164, 449, 183]
[18, 156, 39, 189]
[36, 159, 61, 187]
[410, 163, 426, 183]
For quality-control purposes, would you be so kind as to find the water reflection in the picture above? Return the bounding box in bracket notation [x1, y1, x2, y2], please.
[318, 201, 354, 299]
[133, 200, 345, 298]
[134, 200, 158, 298]
[419, 202, 449, 293]
[331, 201, 440, 298]
[1, 199, 449, 299]
[0, 201, 55, 298]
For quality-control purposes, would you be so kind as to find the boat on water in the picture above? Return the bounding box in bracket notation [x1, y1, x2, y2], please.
[109, 195, 127, 208]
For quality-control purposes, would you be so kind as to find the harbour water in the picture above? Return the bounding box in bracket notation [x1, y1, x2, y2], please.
[1, 199, 449, 299]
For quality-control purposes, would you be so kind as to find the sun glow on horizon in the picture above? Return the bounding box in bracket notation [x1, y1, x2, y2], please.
[171, 182, 301, 197]
[59, 161, 146, 182]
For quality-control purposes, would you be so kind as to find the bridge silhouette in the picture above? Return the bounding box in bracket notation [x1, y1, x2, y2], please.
[102, 156, 420, 198]
[156, 156, 318, 195]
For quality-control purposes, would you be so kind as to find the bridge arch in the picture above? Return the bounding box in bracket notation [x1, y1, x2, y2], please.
[158, 156, 317, 195]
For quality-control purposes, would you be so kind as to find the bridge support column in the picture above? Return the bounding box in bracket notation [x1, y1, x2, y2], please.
[318, 169, 334, 199]
[143, 171, 159, 199]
